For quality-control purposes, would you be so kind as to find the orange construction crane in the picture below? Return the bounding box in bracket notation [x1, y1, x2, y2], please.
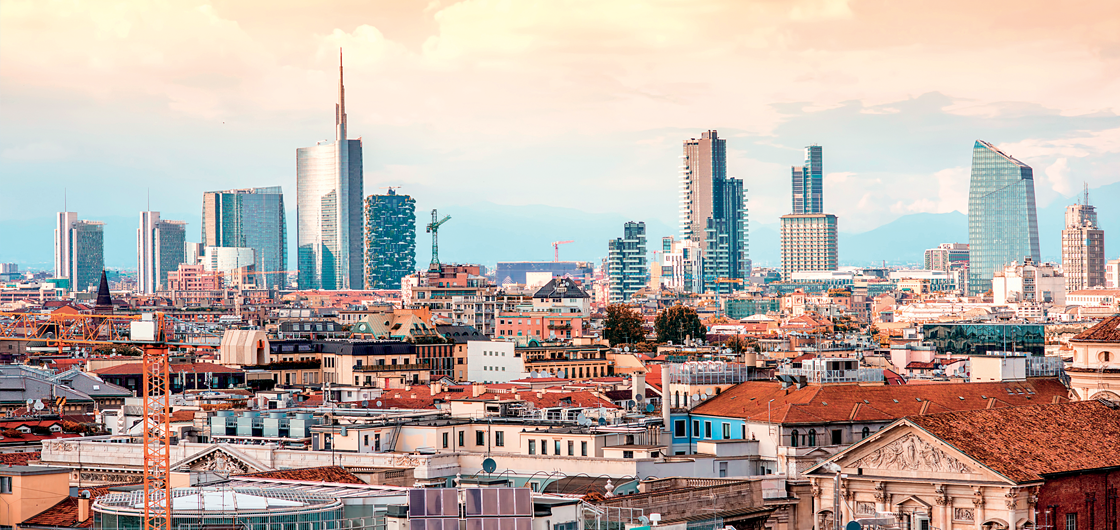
[552, 240, 574, 261]
[0, 312, 172, 530]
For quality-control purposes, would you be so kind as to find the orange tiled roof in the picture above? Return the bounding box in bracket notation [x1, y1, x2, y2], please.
[22, 486, 116, 529]
[0, 451, 39, 465]
[236, 466, 367, 484]
[909, 400, 1120, 483]
[95, 362, 243, 375]
[690, 379, 1070, 425]
[1070, 315, 1120, 343]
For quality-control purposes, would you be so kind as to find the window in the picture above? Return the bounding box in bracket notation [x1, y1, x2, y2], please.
[442, 433, 449, 449]
[674, 420, 686, 437]
[541, 440, 547, 455]
[719, 461, 728, 478]
[476, 431, 486, 446]
[742, 425, 747, 439]
[623, 450, 634, 459]
[705, 421, 712, 439]
[862, 427, 870, 439]
[364, 434, 369, 446]
[568, 440, 574, 456]
[555, 440, 561, 455]
[0, 476, 10, 494]
[1067, 513, 1077, 530]
[808, 429, 817, 446]
[722, 423, 731, 439]
[831, 430, 842, 445]
[693, 420, 700, 437]
[458, 431, 465, 447]
[529, 440, 536, 455]
[495, 431, 505, 447]
[790, 430, 799, 447]
[581, 441, 588, 456]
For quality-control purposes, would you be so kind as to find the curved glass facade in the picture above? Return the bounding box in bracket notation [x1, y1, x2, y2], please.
[967, 140, 1040, 295]
[94, 487, 343, 530]
[202, 187, 287, 289]
[297, 140, 363, 290]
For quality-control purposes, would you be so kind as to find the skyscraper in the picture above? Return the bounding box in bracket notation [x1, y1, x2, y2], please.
[1062, 188, 1105, 292]
[792, 145, 823, 214]
[296, 50, 364, 290]
[202, 186, 287, 288]
[54, 212, 104, 292]
[137, 212, 186, 293]
[967, 140, 1040, 295]
[607, 221, 647, 303]
[679, 130, 749, 294]
[364, 189, 416, 289]
[779, 213, 838, 280]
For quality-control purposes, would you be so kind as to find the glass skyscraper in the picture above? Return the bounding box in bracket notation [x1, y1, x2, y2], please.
[55, 212, 104, 292]
[607, 221, 647, 303]
[137, 212, 186, 293]
[791, 145, 823, 214]
[202, 186, 287, 289]
[363, 189, 416, 289]
[297, 51, 364, 290]
[967, 140, 1040, 295]
[679, 130, 749, 294]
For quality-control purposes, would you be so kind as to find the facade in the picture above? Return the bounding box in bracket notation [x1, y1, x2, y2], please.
[1107, 258, 1120, 288]
[1066, 314, 1120, 401]
[54, 212, 104, 292]
[1061, 199, 1105, 292]
[494, 262, 594, 285]
[201, 186, 287, 289]
[364, 189, 417, 289]
[923, 243, 969, 272]
[791, 145, 823, 215]
[779, 214, 838, 280]
[991, 258, 1065, 305]
[297, 53, 364, 290]
[679, 130, 749, 293]
[204, 246, 256, 281]
[137, 211, 187, 293]
[661, 236, 703, 293]
[607, 221, 647, 303]
[403, 264, 498, 335]
[466, 340, 521, 383]
[967, 140, 1041, 295]
[921, 323, 1045, 356]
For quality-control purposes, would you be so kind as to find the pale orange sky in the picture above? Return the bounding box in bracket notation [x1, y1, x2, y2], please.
[2, 0, 1119, 264]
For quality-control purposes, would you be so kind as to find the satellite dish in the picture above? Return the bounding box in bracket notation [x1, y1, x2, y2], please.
[482, 457, 497, 474]
[639, 517, 650, 525]
[645, 403, 655, 413]
[702, 392, 710, 400]
[576, 413, 587, 424]
[846, 522, 863, 530]
[635, 393, 644, 402]
[33, 400, 44, 411]
[691, 394, 700, 402]
[376, 401, 382, 408]
[626, 400, 635, 409]
[598, 417, 607, 426]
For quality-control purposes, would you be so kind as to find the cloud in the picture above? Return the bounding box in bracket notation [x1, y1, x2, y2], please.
[1045, 158, 1073, 196]
[826, 171, 856, 184]
[1, 142, 69, 161]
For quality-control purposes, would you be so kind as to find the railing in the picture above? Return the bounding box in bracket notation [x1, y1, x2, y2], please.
[353, 362, 430, 372]
[778, 366, 883, 383]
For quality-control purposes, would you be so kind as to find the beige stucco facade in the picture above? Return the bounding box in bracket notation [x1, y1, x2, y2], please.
[1067, 336, 1120, 401]
[0, 466, 69, 527]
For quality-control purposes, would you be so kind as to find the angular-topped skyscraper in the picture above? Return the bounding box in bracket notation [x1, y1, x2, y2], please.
[791, 145, 823, 214]
[202, 186, 287, 289]
[1062, 187, 1105, 292]
[296, 50, 364, 290]
[55, 212, 104, 292]
[967, 140, 1040, 295]
[678, 130, 749, 294]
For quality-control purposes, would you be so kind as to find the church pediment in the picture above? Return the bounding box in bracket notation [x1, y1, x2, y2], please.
[847, 432, 973, 474]
[171, 445, 272, 474]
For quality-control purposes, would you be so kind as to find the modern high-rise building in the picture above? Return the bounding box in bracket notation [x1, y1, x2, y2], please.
[54, 212, 104, 292]
[924, 243, 970, 272]
[363, 189, 416, 289]
[967, 140, 1040, 295]
[679, 130, 749, 293]
[137, 212, 186, 293]
[779, 213, 838, 280]
[296, 51, 364, 290]
[792, 145, 823, 214]
[1062, 189, 1105, 292]
[607, 221, 647, 303]
[202, 186, 287, 288]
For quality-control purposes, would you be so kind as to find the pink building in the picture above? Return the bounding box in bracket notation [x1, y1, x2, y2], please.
[495, 309, 585, 342]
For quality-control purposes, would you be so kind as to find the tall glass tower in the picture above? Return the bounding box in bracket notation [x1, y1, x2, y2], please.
[967, 140, 1040, 295]
[792, 145, 823, 214]
[137, 212, 186, 293]
[608, 221, 647, 303]
[679, 130, 749, 294]
[55, 212, 104, 292]
[202, 186, 287, 288]
[363, 189, 416, 289]
[297, 50, 364, 290]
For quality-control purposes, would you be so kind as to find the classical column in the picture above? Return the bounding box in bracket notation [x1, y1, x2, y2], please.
[874, 481, 888, 514]
[934, 484, 949, 530]
[812, 480, 823, 530]
[973, 487, 986, 530]
[1006, 489, 1020, 530]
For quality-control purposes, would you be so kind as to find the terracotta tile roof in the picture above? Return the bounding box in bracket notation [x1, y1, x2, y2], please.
[95, 363, 244, 375]
[0, 451, 39, 465]
[908, 400, 1120, 483]
[22, 486, 115, 529]
[1070, 315, 1120, 343]
[236, 466, 367, 484]
[690, 379, 1070, 425]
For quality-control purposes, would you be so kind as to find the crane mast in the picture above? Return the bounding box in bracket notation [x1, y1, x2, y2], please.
[426, 209, 451, 271]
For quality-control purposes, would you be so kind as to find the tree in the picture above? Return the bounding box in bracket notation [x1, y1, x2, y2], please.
[92, 344, 142, 356]
[725, 334, 758, 354]
[655, 305, 705, 345]
[602, 304, 645, 346]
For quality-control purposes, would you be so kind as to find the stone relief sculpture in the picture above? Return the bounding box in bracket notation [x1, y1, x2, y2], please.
[857, 502, 877, 516]
[854, 434, 972, 473]
[191, 451, 250, 473]
[954, 508, 976, 522]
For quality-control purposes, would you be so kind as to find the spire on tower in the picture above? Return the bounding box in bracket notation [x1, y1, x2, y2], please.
[336, 48, 347, 141]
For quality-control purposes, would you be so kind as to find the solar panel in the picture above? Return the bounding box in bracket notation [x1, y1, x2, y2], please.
[410, 489, 459, 519]
[463, 488, 532, 517]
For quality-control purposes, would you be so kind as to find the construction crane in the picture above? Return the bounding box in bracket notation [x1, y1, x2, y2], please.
[380, 186, 402, 195]
[551, 240, 574, 262]
[426, 209, 451, 271]
[0, 311, 173, 530]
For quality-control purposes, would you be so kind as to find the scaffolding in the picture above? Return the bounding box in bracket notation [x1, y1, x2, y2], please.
[667, 361, 755, 385]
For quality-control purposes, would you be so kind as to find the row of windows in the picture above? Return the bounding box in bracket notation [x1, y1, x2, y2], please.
[528, 439, 588, 456]
[672, 419, 875, 446]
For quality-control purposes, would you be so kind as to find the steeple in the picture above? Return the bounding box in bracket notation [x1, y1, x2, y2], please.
[95, 270, 113, 312]
[336, 48, 346, 141]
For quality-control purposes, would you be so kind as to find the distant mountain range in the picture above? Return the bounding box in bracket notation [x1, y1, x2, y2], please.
[3, 182, 1118, 272]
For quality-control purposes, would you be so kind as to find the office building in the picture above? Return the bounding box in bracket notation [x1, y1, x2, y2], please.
[296, 51, 364, 290]
[54, 212, 104, 292]
[1061, 191, 1105, 292]
[924, 243, 969, 272]
[967, 140, 1040, 295]
[202, 186, 287, 288]
[679, 130, 749, 294]
[607, 221, 647, 303]
[779, 214, 838, 280]
[660, 236, 703, 294]
[137, 212, 186, 293]
[203, 246, 256, 279]
[363, 189, 416, 289]
[1107, 258, 1120, 289]
[791, 145, 823, 214]
[992, 258, 1065, 306]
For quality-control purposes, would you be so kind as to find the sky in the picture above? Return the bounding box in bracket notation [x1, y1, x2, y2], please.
[2, 0, 1120, 266]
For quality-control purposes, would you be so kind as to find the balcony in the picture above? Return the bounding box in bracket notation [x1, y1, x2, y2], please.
[353, 361, 430, 372]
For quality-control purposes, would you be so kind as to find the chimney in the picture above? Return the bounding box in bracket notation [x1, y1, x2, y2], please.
[78, 494, 90, 522]
[632, 371, 646, 403]
[430, 382, 441, 396]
